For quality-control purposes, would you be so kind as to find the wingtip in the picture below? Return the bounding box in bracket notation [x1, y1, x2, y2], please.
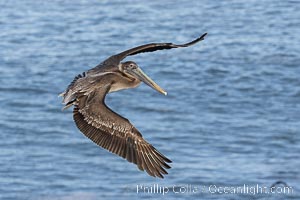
[200, 32, 208, 40]
[182, 32, 208, 47]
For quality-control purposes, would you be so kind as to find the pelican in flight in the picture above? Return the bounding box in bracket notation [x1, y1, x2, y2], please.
[60, 33, 207, 178]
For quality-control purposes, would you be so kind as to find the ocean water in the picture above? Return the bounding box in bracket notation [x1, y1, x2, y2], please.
[0, 0, 299, 199]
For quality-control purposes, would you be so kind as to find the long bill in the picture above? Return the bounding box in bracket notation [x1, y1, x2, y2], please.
[128, 67, 167, 95]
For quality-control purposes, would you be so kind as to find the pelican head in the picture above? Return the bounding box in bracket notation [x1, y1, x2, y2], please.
[119, 61, 167, 95]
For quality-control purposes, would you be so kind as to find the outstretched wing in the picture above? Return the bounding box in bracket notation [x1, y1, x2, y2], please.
[73, 83, 171, 178]
[104, 32, 207, 65]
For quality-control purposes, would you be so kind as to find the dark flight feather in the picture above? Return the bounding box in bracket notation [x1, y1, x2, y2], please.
[103, 33, 207, 65]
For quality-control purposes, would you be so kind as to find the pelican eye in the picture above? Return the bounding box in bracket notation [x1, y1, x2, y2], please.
[129, 64, 137, 69]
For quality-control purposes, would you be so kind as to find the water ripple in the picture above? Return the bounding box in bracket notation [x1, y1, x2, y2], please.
[0, 0, 299, 200]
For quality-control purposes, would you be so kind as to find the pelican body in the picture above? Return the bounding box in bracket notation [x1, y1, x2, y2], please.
[60, 33, 207, 178]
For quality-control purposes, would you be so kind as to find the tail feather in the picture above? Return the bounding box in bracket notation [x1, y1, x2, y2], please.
[60, 72, 86, 107]
[62, 99, 76, 110]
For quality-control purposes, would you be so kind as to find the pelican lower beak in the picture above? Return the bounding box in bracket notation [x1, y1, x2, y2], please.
[127, 67, 167, 95]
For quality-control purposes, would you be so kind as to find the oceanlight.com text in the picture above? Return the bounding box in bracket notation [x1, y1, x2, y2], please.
[136, 184, 293, 196]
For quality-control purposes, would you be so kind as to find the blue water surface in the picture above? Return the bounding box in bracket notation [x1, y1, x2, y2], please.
[0, 0, 299, 199]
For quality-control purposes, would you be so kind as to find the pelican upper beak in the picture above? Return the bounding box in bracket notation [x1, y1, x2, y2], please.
[126, 67, 167, 95]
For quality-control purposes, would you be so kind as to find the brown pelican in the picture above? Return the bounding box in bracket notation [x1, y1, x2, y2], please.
[60, 33, 207, 178]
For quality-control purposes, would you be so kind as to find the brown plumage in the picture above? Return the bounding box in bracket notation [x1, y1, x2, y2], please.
[60, 33, 207, 178]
